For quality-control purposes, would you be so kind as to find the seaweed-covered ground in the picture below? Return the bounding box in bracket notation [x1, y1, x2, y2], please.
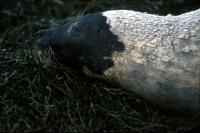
[0, 0, 199, 132]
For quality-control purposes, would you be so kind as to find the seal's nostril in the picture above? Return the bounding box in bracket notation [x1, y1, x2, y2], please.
[36, 30, 47, 38]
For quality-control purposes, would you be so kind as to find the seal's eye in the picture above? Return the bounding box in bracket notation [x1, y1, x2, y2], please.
[71, 27, 81, 32]
[69, 26, 81, 37]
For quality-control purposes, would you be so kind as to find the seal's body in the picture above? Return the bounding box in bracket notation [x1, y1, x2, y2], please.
[37, 9, 200, 113]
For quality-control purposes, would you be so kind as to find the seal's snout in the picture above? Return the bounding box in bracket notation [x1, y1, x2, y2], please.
[36, 29, 53, 47]
[36, 29, 47, 38]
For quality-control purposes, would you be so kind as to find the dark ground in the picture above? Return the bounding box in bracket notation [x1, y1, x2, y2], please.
[0, 0, 199, 132]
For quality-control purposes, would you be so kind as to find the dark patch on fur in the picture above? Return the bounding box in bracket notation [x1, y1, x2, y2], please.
[37, 13, 125, 74]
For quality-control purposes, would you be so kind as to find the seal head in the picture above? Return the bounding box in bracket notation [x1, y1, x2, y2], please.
[37, 13, 106, 60]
